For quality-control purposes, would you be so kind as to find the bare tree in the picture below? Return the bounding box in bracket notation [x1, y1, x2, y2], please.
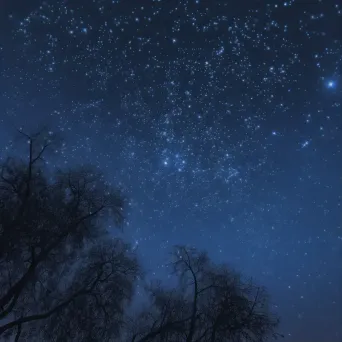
[127, 246, 281, 342]
[0, 130, 140, 341]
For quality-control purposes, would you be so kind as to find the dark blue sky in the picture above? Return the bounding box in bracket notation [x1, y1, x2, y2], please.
[0, 0, 341, 341]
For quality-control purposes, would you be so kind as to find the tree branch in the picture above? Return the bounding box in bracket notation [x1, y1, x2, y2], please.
[31, 142, 51, 165]
[0, 259, 37, 318]
[14, 323, 21, 342]
[0, 270, 103, 336]
[0, 202, 106, 316]
[136, 316, 192, 342]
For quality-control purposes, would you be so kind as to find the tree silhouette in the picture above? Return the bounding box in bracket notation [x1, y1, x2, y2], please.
[127, 246, 281, 342]
[0, 129, 140, 341]
[0, 129, 282, 341]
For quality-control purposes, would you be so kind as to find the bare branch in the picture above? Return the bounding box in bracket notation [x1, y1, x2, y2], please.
[14, 323, 21, 342]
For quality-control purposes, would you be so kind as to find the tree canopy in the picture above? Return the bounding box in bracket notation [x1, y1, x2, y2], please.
[127, 246, 281, 342]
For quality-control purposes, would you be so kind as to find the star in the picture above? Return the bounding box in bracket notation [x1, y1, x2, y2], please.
[1, 1, 341, 341]
[326, 80, 336, 89]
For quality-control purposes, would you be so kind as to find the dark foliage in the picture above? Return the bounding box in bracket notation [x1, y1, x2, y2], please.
[0, 130, 140, 341]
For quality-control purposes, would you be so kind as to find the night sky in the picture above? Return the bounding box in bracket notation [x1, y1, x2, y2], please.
[0, 0, 341, 341]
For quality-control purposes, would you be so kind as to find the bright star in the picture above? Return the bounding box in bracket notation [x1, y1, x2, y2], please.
[327, 80, 335, 88]
[301, 140, 310, 148]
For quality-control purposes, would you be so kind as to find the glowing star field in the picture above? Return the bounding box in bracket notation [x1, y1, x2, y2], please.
[0, 1, 341, 341]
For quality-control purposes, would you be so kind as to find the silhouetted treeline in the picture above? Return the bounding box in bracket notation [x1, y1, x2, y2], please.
[0, 129, 282, 341]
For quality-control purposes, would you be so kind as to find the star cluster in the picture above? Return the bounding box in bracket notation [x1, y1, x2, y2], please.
[0, 1, 341, 341]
